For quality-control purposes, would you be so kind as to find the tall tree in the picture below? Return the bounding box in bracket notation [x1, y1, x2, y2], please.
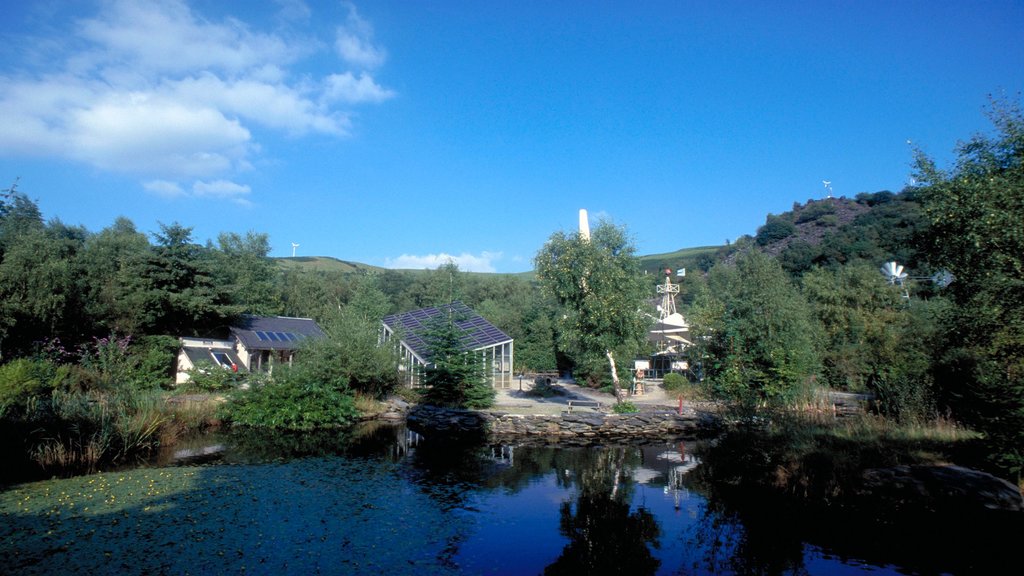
[143, 222, 235, 335]
[913, 98, 1024, 476]
[78, 217, 153, 335]
[535, 220, 649, 399]
[691, 251, 819, 405]
[420, 307, 495, 409]
[214, 231, 282, 316]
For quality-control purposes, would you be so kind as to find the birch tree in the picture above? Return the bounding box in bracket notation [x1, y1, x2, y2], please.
[535, 221, 649, 400]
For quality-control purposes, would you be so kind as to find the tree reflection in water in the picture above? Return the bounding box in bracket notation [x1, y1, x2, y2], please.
[543, 446, 662, 575]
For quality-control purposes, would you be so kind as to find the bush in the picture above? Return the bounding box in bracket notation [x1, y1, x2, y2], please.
[184, 362, 243, 392]
[794, 202, 836, 224]
[0, 358, 68, 416]
[222, 376, 358, 431]
[612, 401, 639, 414]
[756, 215, 796, 246]
[662, 372, 687, 393]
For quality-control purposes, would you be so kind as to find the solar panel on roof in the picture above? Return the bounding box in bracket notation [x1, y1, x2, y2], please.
[385, 301, 510, 360]
[255, 331, 269, 341]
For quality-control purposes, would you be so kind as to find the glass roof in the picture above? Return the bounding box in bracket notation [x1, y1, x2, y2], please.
[382, 301, 511, 361]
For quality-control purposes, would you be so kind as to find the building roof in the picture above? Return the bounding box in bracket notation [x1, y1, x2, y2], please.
[229, 315, 326, 351]
[382, 301, 512, 362]
[182, 346, 247, 372]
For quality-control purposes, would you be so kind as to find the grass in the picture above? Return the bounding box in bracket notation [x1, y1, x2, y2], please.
[694, 409, 988, 505]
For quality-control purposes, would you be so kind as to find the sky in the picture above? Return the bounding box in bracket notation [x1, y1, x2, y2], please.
[2, 1, 1022, 273]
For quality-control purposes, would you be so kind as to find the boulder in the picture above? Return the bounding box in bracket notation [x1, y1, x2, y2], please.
[859, 464, 1023, 514]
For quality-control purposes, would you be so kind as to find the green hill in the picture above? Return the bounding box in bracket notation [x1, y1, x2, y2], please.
[275, 256, 383, 274]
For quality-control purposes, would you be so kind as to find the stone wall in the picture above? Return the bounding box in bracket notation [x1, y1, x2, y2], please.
[406, 405, 719, 444]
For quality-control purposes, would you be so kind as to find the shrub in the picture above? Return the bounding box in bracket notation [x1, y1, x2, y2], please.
[794, 202, 836, 224]
[662, 372, 687, 393]
[756, 215, 796, 246]
[222, 376, 359, 431]
[184, 362, 243, 392]
[0, 358, 68, 415]
[612, 401, 639, 414]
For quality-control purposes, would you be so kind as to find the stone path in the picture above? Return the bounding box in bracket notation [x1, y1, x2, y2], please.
[491, 378, 682, 415]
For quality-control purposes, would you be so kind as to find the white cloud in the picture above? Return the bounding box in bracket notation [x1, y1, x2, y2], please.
[67, 92, 252, 177]
[335, 3, 387, 69]
[324, 72, 395, 104]
[0, 0, 394, 202]
[77, 0, 298, 77]
[142, 178, 252, 206]
[385, 252, 503, 273]
[275, 0, 312, 22]
[193, 179, 253, 206]
[143, 180, 186, 198]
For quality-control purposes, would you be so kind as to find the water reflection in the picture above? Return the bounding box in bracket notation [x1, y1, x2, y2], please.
[6, 423, 1015, 575]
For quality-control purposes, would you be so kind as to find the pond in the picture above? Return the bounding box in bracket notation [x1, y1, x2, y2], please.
[0, 423, 1016, 575]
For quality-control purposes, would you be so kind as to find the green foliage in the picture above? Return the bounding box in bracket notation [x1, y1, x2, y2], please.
[292, 308, 401, 398]
[794, 201, 836, 224]
[611, 401, 639, 414]
[801, 263, 939, 422]
[690, 251, 820, 406]
[214, 231, 282, 316]
[535, 220, 650, 397]
[914, 97, 1024, 478]
[420, 311, 495, 409]
[143, 222, 238, 335]
[222, 376, 358, 431]
[184, 362, 243, 392]
[755, 214, 796, 246]
[0, 358, 67, 416]
[130, 335, 179, 389]
[78, 217, 153, 335]
[661, 372, 687, 393]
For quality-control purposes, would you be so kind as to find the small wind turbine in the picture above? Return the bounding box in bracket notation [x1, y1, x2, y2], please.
[291, 242, 300, 257]
[880, 261, 908, 285]
[822, 180, 833, 198]
[880, 261, 910, 300]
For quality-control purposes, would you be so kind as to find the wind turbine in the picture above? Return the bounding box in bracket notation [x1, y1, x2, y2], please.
[822, 180, 833, 198]
[880, 261, 910, 300]
[291, 242, 300, 257]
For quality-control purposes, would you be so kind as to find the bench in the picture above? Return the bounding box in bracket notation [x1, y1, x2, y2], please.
[566, 399, 602, 413]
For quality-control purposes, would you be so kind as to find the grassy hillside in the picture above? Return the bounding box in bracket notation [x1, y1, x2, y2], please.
[638, 245, 721, 275]
[276, 245, 726, 278]
[275, 256, 383, 274]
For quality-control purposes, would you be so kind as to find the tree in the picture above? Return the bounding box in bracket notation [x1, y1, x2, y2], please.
[290, 307, 401, 398]
[78, 217, 153, 335]
[142, 222, 236, 335]
[535, 220, 649, 400]
[690, 251, 819, 405]
[420, 308, 495, 409]
[802, 263, 939, 420]
[0, 223, 84, 357]
[913, 97, 1024, 477]
[345, 274, 392, 322]
[213, 231, 282, 316]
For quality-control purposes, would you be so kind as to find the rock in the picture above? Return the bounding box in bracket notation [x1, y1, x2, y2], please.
[859, 464, 1024, 514]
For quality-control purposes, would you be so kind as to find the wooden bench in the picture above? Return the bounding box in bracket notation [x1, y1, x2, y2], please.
[566, 399, 602, 413]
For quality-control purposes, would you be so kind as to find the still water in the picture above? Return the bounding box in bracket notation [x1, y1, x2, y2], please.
[0, 423, 1015, 575]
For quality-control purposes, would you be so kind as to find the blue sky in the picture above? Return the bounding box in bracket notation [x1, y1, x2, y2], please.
[2, 1, 1022, 273]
